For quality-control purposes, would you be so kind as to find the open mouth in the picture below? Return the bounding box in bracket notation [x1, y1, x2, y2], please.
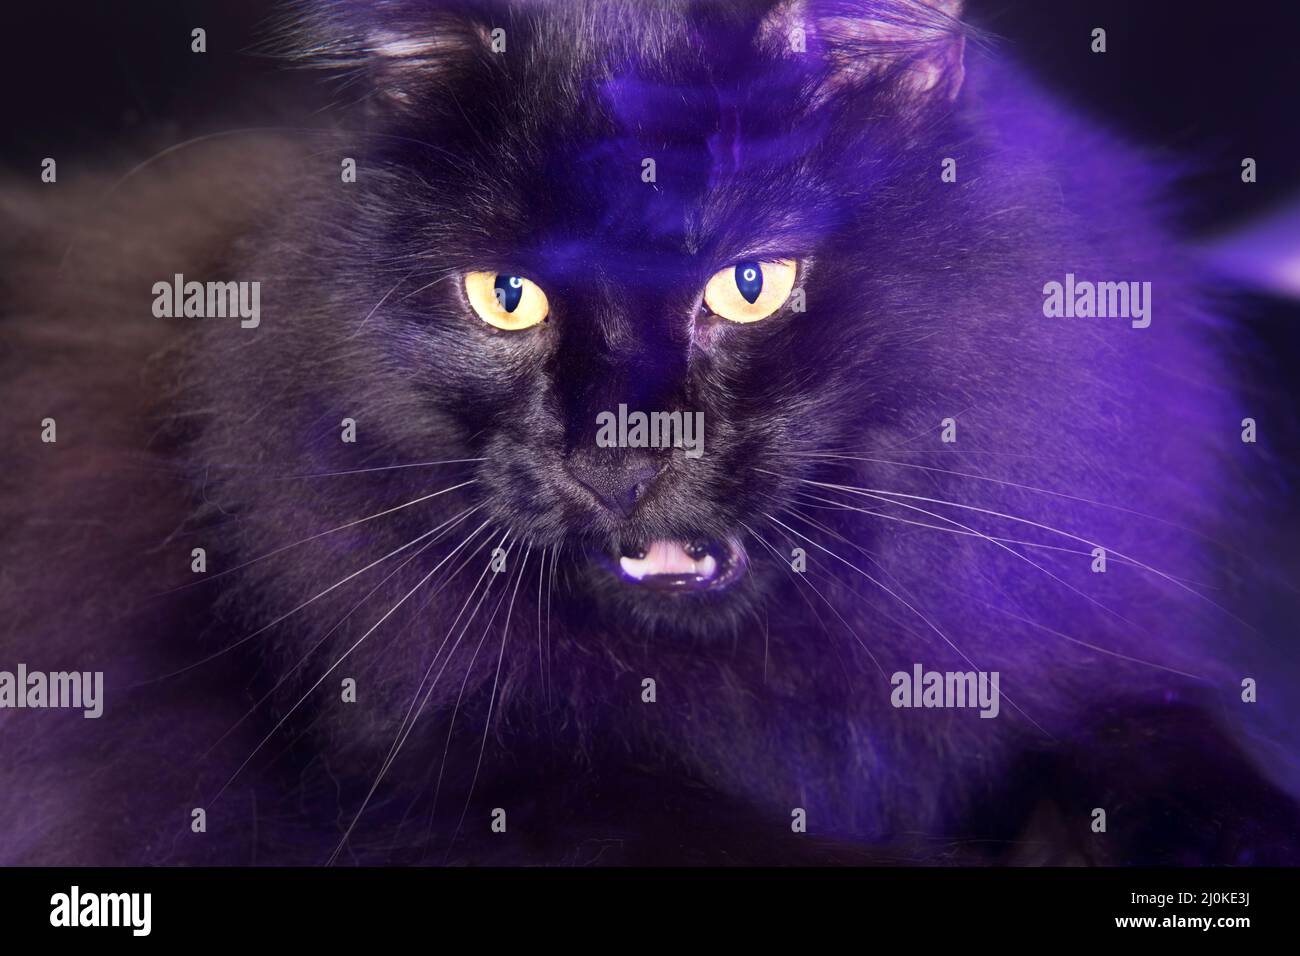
[615, 537, 747, 592]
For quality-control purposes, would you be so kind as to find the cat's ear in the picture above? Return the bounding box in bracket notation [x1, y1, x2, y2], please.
[271, 1, 493, 110]
[762, 0, 968, 103]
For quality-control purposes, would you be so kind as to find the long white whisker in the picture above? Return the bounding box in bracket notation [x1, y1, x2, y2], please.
[787, 489, 1220, 589]
[774, 450, 1212, 541]
[761, 469, 1251, 631]
[150, 479, 477, 597]
[740, 520, 887, 680]
[777, 503, 964, 652]
[349, 269, 417, 338]
[273, 458, 487, 480]
[397, 270, 460, 302]
[782, 500, 1209, 680]
[200, 517, 492, 760]
[738, 537, 771, 683]
[447, 544, 532, 859]
[327, 530, 512, 863]
[761, 511, 1054, 741]
[985, 602, 1207, 681]
[209, 519, 493, 805]
[423, 543, 520, 833]
[546, 542, 557, 711]
[803, 484, 1142, 632]
[145, 505, 482, 684]
[535, 544, 553, 706]
[387, 533, 521, 853]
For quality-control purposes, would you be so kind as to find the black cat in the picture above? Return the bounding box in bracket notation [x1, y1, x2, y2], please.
[1, 0, 1297, 865]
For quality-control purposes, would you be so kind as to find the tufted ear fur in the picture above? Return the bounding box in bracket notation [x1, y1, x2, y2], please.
[275, 1, 969, 116]
[270, 0, 500, 109]
[759, 0, 968, 102]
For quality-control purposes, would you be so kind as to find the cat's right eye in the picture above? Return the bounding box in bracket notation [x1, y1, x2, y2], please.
[703, 259, 797, 323]
[464, 271, 549, 330]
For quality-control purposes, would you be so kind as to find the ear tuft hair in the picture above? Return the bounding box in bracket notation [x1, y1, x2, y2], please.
[265, 0, 494, 108]
[761, 0, 971, 103]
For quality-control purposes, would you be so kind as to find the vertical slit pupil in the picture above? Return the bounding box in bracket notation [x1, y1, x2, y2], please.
[735, 262, 763, 304]
[494, 275, 524, 313]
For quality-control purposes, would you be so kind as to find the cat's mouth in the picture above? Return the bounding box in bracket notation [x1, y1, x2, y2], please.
[613, 537, 747, 592]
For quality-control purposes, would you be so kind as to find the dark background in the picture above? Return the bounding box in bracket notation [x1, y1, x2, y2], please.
[6, 0, 1300, 234]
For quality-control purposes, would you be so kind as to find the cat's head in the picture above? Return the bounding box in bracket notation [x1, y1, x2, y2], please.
[250, 0, 980, 635]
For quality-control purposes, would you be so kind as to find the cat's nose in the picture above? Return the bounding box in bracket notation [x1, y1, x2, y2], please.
[564, 450, 664, 518]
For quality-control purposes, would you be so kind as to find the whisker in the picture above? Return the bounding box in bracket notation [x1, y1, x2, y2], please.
[738, 543, 771, 683]
[424, 543, 519, 833]
[389, 537, 524, 854]
[349, 269, 418, 338]
[983, 602, 1207, 681]
[781, 499, 1210, 680]
[795, 483, 1141, 631]
[536, 544, 548, 699]
[761, 468, 1251, 631]
[149, 479, 477, 598]
[774, 450, 1200, 537]
[821, 483, 1144, 633]
[200, 518, 493, 760]
[448, 543, 533, 859]
[143, 504, 482, 684]
[546, 542, 558, 713]
[761, 511, 1054, 741]
[217, 519, 494, 769]
[397, 270, 460, 302]
[328, 531, 513, 862]
[740, 520, 887, 680]
[776, 502, 967, 651]
[786, 489, 1218, 588]
[272, 458, 487, 480]
[208, 521, 495, 805]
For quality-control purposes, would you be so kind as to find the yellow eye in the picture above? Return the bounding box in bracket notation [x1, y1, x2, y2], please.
[464, 271, 549, 330]
[703, 259, 797, 323]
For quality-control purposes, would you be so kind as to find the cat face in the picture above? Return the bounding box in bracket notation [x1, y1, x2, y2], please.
[275, 0, 969, 632]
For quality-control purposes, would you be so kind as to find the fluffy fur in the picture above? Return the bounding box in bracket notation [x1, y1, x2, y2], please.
[1, 0, 1298, 865]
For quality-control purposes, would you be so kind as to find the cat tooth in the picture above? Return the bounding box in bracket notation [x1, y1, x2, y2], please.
[619, 555, 652, 580]
[695, 554, 718, 580]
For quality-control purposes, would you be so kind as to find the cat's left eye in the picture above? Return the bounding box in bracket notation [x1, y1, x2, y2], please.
[703, 259, 797, 324]
[465, 271, 549, 330]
